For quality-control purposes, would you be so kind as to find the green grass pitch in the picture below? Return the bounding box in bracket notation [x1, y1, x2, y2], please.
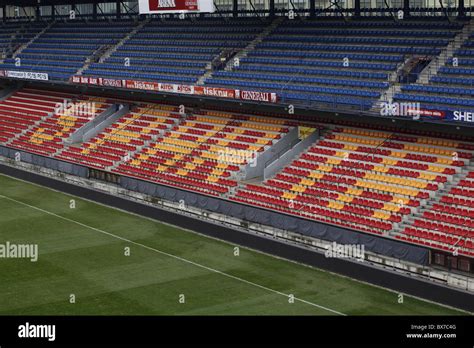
[0, 174, 466, 315]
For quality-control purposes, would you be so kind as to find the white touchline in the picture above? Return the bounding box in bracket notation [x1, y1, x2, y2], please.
[0, 194, 346, 316]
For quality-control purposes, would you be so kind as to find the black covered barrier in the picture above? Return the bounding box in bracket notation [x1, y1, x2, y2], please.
[0, 146, 88, 178]
[120, 176, 429, 265]
[0, 144, 429, 265]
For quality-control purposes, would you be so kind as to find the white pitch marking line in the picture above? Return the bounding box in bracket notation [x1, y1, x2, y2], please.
[0, 194, 346, 316]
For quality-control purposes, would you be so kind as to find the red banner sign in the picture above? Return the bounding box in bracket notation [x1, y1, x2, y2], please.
[238, 90, 278, 103]
[125, 80, 158, 91]
[70, 75, 278, 104]
[195, 86, 235, 99]
[149, 0, 199, 11]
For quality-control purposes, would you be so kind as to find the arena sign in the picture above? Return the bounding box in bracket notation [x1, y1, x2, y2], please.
[138, 0, 215, 13]
[1, 70, 49, 81]
[449, 110, 474, 123]
[390, 107, 474, 124]
[71, 75, 278, 104]
[237, 90, 278, 103]
[397, 107, 474, 124]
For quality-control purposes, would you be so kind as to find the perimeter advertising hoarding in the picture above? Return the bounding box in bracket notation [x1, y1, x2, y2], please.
[70, 75, 278, 104]
[3, 70, 49, 81]
[138, 0, 215, 13]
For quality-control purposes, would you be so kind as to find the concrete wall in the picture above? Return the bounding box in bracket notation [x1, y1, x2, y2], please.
[243, 126, 299, 180]
[67, 104, 130, 144]
[264, 129, 319, 180]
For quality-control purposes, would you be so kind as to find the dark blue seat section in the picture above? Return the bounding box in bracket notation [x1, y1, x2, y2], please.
[133, 33, 256, 41]
[0, 22, 46, 52]
[116, 46, 219, 54]
[247, 50, 404, 62]
[241, 57, 396, 71]
[203, 17, 462, 110]
[236, 64, 389, 80]
[88, 63, 204, 76]
[273, 28, 457, 38]
[36, 38, 117, 45]
[28, 43, 101, 50]
[2, 58, 83, 68]
[257, 42, 441, 55]
[394, 29, 474, 113]
[9, 20, 137, 80]
[401, 84, 474, 97]
[213, 71, 387, 89]
[83, 17, 269, 84]
[273, 19, 462, 30]
[21, 48, 91, 55]
[0, 63, 77, 74]
[12, 54, 86, 62]
[206, 78, 374, 108]
[206, 78, 380, 98]
[284, 93, 375, 108]
[139, 26, 262, 33]
[82, 70, 197, 83]
[394, 93, 474, 110]
[446, 58, 474, 66]
[431, 76, 474, 86]
[40, 33, 125, 39]
[0, 64, 72, 79]
[267, 36, 449, 47]
[112, 51, 214, 61]
[106, 57, 207, 68]
[125, 40, 247, 48]
[456, 49, 474, 56]
[438, 67, 474, 75]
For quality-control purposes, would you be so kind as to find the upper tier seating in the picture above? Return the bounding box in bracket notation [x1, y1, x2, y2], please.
[394, 29, 474, 113]
[83, 18, 268, 84]
[0, 17, 467, 116]
[0, 20, 137, 80]
[205, 17, 463, 111]
[0, 22, 46, 57]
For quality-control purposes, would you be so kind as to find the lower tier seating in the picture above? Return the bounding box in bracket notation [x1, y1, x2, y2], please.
[397, 170, 474, 257]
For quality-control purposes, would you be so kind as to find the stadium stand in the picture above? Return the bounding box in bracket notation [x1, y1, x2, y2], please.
[0, 4, 473, 281]
[0, 20, 137, 80]
[0, 21, 47, 59]
[394, 21, 474, 113]
[113, 106, 291, 195]
[205, 17, 464, 110]
[231, 125, 473, 235]
[398, 168, 474, 257]
[2, 84, 472, 258]
[54, 100, 160, 170]
[11, 94, 109, 156]
[0, 88, 75, 144]
[0, 17, 468, 114]
[82, 17, 269, 84]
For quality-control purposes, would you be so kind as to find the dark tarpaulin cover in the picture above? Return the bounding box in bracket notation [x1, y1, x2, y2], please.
[120, 176, 429, 265]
